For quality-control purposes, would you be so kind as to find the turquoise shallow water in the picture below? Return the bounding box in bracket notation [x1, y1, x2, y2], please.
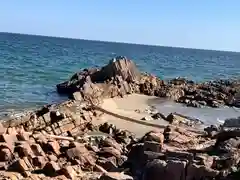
[0, 32, 240, 119]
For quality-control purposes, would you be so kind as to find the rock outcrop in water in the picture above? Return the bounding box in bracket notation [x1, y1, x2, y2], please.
[57, 56, 240, 108]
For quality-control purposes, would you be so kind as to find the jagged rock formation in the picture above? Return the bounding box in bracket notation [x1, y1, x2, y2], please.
[57, 56, 144, 105]
[56, 56, 240, 108]
[0, 97, 240, 179]
[2, 108, 240, 180]
[177, 79, 240, 108]
[0, 56, 239, 179]
[2, 100, 97, 137]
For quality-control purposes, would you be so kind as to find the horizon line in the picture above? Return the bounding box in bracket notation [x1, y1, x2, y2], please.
[1, 31, 239, 53]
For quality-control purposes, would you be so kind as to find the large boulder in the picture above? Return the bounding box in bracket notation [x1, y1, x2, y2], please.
[56, 56, 141, 96]
[97, 56, 141, 83]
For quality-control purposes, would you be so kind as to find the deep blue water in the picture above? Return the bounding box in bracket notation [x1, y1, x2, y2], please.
[0, 32, 240, 117]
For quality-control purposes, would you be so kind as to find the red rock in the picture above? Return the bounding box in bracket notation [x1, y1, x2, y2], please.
[0, 162, 8, 170]
[0, 123, 6, 135]
[0, 148, 12, 161]
[86, 144, 99, 153]
[195, 154, 214, 168]
[28, 174, 43, 180]
[32, 156, 47, 168]
[165, 160, 187, 180]
[17, 132, 30, 141]
[102, 57, 141, 82]
[0, 171, 23, 179]
[101, 137, 122, 152]
[100, 172, 133, 180]
[59, 140, 70, 148]
[6, 127, 17, 135]
[67, 143, 89, 156]
[143, 131, 164, 145]
[60, 123, 75, 133]
[12, 159, 29, 173]
[97, 157, 118, 172]
[47, 140, 61, 155]
[15, 143, 34, 158]
[22, 156, 34, 171]
[166, 150, 194, 162]
[16, 125, 26, 134]
[67, 144, 95, 166]
[54, 175, 69, 180]
[186, 163, 219, 179]
[60, 166, 77, 179]
[144, 141, 162, 153]
[0, 134, 18, 152]
[31, 143, 46, 157]
[72, 91, 83, 101]
[34, 133, 48, 144]
[0, 142, 12, 151]
[48, 154, 58, 162]
[99, 147, 121, 159]
[142, 159, 167, 180]
[43, 161, 60, 176]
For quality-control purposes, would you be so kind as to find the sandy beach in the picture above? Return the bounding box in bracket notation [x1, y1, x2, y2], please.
[93, 93, 240, 137]
[93, 93, 169, 137]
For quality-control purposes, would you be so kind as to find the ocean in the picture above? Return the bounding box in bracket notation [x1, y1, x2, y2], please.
[0, 32, 239, 124]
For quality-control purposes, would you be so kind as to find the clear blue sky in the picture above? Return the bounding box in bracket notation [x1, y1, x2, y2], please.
[1, 0, 240, 51]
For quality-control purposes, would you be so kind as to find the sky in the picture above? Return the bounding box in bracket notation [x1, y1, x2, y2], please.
[0, 0, 240, 52]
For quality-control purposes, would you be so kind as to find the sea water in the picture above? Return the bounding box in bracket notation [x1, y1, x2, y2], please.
[0, 32, 240, 123]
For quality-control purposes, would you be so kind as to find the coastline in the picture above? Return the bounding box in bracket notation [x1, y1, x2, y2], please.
[0, 56, 239, 179]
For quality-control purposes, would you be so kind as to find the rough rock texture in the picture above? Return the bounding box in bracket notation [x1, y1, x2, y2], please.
[177, 79, 240, 108]
[2, 100, 98, 138]
[57, 56, 143, 106]
[56, 56, 240, 108]
[1, 106, 240, 179]
[1, 56, 240, 179]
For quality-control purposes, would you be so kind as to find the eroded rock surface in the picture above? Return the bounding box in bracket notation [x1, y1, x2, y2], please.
[1, 104, 240, 179]
[1, 56, 239, 179]
[57, 56, 240, 108]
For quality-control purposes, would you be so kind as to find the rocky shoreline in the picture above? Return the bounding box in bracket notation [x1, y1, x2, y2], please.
[57, 56, 240, 108]
[0, 57, 239, 179]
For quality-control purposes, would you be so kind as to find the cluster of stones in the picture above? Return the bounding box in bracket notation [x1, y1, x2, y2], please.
[0, 56, 239, 179]
[175, 79, 240, 108]
[56, 56, 240, 108]
[2, 114, 240, 180]
[0, 114, 137, 179]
